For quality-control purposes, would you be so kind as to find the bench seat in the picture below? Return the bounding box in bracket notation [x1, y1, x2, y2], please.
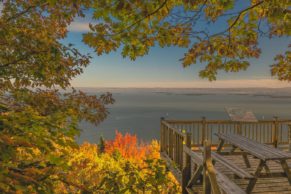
[188, 149, 246, 194]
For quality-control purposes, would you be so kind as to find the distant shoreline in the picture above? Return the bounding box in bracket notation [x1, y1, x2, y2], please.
[74, 86, 291, 90]
[60, 87, 291, 102]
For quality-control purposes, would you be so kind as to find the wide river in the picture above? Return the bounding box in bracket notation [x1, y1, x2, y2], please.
[77, 88, 291, 144]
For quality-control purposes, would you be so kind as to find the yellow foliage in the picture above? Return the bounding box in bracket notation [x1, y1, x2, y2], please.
[54, 135, 181, 193]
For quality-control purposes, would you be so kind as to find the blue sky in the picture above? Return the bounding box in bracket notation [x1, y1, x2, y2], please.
[0, 1, 289, 88]
[65, 29, 290, 88]
[63, 3, 291, 88]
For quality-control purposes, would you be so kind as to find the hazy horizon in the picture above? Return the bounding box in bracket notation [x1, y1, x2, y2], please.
[72, 79, 291, 89]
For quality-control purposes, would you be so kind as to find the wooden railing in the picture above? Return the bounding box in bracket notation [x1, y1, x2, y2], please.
[160, 117, 291, 194]
[160, 120, 186, 171]
[163, 117, 291, 148]
[202, 141, 221, 194]
[160, 118, 221, 194]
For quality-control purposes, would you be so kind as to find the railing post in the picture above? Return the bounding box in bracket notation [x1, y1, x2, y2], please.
[182, 132, 191, 194]
[237, 122, 242, 135]
[167, 126, 170, 154]
[173, 131, 177, 164]
[169, 129, 173, 159]
[272, 116, 279, 148]
[201, 117, 206, 145]
[203, 140, 211, 194]
[160, 117, 165, 152]
[288, 124, 291, 152]
[165, 126, 169, 154]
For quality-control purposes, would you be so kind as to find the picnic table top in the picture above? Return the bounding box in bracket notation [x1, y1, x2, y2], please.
[216, 133, 291, 161]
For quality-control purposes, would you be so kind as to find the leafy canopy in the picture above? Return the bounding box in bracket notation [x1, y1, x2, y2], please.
[83, 0, 290, 81]
[0, 1, 114, 193]
[0, 0, 290, 193]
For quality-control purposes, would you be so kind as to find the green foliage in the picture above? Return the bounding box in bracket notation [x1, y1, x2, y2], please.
[0, 89, 114, 192]
[0, 1, 92, 90]
[83, 0, 291, 80]
[271, 44, 291, 81]
[0, 1, 114, 193]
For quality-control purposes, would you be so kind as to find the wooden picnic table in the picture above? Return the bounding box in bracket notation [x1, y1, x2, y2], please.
[216, 133, 291, 193]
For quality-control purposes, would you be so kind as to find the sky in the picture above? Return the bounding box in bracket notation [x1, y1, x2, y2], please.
[0, 1, 291, 88]
[66, 30, 290, 88]
[63, 3, 291, 88]
[66, 27, 291, 88]
[0, 1, 290, 88]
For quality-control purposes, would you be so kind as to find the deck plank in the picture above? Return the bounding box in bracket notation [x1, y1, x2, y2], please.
[191, 154, 291, 193]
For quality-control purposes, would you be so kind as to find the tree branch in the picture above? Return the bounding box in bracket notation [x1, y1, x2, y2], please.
[5, 2, 48, 22]
[228, 1, 264, 31]
[0, 50, 49, 68]
[211, 1, 264, 37]
[107, 0, 168, 36]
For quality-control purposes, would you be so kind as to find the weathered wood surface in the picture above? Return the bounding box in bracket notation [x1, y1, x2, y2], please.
[160, 119, 291, 193]
[182, 133, 192, 194]
[164, 118, 291, 147]
[216, 133, 291, 161]
[191, 155, 291, 194]
[187, 147, 246, 194]
[184, 145, 203, 165]
[171, 143, 246, 194]
[214, 133, 291, 193]
[215, 170, 246, 194]
[211, 151, 254, 179]
[162, 120, 186, 137]
[162, 141, 291, 193]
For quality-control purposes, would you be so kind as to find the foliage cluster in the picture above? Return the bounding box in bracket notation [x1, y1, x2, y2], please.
[0, 1, 114, 193]
[84, 0, 290, 81]
[54, 132, 180, 194]
[0, 1, 290, 193]
[105, 131, 154, 161]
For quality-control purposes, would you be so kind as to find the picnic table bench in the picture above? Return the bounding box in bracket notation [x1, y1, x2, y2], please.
[216, 133, 291, 193]
[198, 146, 254, 193]
[185, 148, 246, 194]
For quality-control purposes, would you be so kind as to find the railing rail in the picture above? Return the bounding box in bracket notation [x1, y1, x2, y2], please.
[163, 117, 291, 148]
[203, 140, 221, 194]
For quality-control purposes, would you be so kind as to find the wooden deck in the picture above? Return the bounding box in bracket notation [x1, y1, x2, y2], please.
[191, 154, 291, 194]
[161, 151, 291, 194]
[160, 118, 291, 193]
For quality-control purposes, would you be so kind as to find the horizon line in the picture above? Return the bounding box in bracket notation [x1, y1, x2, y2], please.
[73, 86, 291, 89]
[71, 79, 291, 89]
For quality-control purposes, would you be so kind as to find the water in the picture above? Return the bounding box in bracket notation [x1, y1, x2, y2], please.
[77, 88, 291, 144]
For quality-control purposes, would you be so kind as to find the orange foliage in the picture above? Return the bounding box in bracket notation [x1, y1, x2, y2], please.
[105, 131, 149, 161]
[53, 131, 180, 193]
